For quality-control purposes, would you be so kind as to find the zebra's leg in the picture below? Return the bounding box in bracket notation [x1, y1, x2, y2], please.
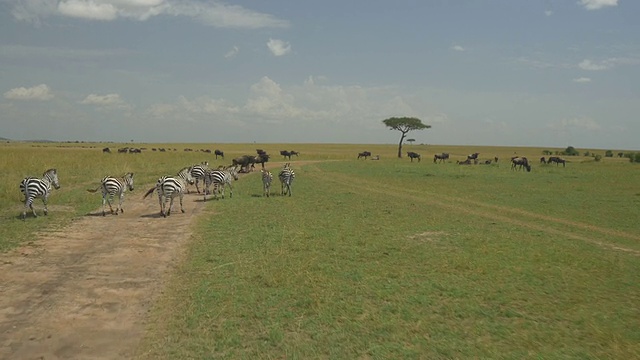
[179, 193, 186, 213]
[158, 193, 165, 217]
[102, 193, 108, 216]
[195, 178, 200, 194]
[228, 182, 233, 198]
[106, 192, 116, 215]
[42, 195, 49, 215]
[118, 192, 125, 214]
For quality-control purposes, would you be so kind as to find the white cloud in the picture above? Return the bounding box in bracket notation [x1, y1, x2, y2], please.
[4, 84, 54, 101]
[10, 0, 290, 28]
[80, 93, 131, 110]
[224, 46, 239, 59]
[451, 45, 465, 52]
[578, 0, 618, 10]
[548, 117, 601, 131]
[58, 0, 118, 20]
[578, 59, 610, 71]
[573, 77, 591, 83]
[545, 10, 553, 16]
[267, 38, 292, 56]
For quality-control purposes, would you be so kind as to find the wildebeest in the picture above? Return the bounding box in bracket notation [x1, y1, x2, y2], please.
[467, 152, 480, 161]
[214, 149, 224, 159]
[511, 157, 531, 172]
[290, 151, 300, 157]
[280, 150, 293, 160]
[256, 149, 267, 156]
[540, 157, 547, 164]
[252, 153, 270, 170]
[433, 153, 449, 163]
[547, 156, 566, 167]
[102, 147, 111, 154]
[407, 151, 421, 162]
[232, 155, 256, 172]
[358, 151, 372, 159]
[457, 159, 472, 165]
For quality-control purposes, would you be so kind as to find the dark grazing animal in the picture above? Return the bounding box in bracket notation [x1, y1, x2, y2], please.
[547, 156, 566, 167]
[457, 159, 472, 165]
[433, 153, 449, 163]
[280, 150, 293, 160]
[407, 151, 421, 162]
[511, 157, 531, 172]
[232, 155, 257, 172]
[20, 168, 61, 220]
[214, 149, 224, 159]
[467, 152, 480, 161]
[358, 151, 372, 159]
[87, 172, 134, 216]
[102, 147, 111, 153]
[143, 166, 195, 217]
[540, 157, 547, 164]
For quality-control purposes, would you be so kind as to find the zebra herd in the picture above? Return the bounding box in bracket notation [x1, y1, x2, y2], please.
[19, 162, 297, 220]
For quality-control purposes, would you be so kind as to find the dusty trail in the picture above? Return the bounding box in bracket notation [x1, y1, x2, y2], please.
[0, 193, 207, 360]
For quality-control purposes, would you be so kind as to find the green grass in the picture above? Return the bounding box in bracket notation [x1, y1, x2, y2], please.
[138, 158, 640, 359]
[1, 142, 638, 358]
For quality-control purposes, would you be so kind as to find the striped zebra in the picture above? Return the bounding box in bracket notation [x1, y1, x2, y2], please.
[87, 172, 135, 216]
[203, 165, 239, 201]
[143, 166, 195, 217]
[278, 163, 295, 196]
[189, 161, 209, 194]
[260, 169, 273, 197]
[20, 168, 60, 220]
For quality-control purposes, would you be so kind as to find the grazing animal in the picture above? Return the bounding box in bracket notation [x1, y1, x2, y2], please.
[547, 156, 566, 167]
[358, 151, 372, 159]
[540, 157, 547, 164]
[203, 165, 239, 201]
[407, 151, 421, 162]
[457, 159, 472, 165]
[102, 147, 111, 153]
[87, 172, 134, 216]
[143, 167, 195, 217]
[494, 156, 499, 163]
[278, 163, 296, 196]
[232, 155, 257, 172]
[214, 149, 224, 159]
[261, 169, 273, 197]
[280, 150, 293, 160]
[433, 153, 450, 163]
[290, 151, 300, 157]
[252, 153, 270, 170]
[20, 168, 61, 220]
[511, 157, 531, 172]
[467, 152, 480, 161]
[189, 162, 209, 194]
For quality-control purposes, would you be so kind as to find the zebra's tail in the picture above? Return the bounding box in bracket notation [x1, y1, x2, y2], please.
[143, 187, 156, 199]
[86, 187, 100, 193]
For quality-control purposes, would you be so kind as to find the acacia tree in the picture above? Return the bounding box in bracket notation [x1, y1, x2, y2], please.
[382, 117, 431, 158]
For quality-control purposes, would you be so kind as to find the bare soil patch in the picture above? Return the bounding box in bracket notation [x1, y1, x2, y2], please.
[0, 192, 206, 360]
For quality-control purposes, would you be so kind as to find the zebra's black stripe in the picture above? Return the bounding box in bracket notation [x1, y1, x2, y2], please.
[278, 163, 295, 196]
[20, 168, 60, 220]
[144, 166, 194, 217]
[90, 172, 134, 216]
[203, 165, 239, 201]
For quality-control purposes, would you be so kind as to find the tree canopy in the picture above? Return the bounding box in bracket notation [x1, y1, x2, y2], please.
[382, 117, 431, 158]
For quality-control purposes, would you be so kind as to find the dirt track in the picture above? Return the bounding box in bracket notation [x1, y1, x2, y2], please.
[0, 187, 207, 360]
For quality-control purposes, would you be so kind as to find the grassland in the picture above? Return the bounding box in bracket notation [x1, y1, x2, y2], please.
[1, 142, 639, 358]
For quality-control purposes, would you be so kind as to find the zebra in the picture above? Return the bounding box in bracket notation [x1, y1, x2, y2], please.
[260, 168, 273, 197]
[143, 166, 195, 217]
[278, 163, 295, 196]
[203, 165, 239, 201]
[189, 161, 209, 194]
[20, 168, 60, 220]
[87, 172, 134, 216]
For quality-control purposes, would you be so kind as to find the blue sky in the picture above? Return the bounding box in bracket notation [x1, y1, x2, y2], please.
[1, 0, 638, 149]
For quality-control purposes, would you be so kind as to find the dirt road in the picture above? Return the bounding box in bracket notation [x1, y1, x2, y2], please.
[0, 188, 207, 360]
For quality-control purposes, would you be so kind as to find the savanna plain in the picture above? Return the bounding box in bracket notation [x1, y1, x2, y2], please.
[0, 142, 639, 359]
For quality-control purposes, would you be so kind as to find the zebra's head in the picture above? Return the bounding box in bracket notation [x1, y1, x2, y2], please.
[124, 172, 135, 191]
[45, 168, 60, 189]
[181, 167, 196, 185]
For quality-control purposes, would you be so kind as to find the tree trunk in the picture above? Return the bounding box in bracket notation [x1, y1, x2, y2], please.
[397, 132, 407, 158]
